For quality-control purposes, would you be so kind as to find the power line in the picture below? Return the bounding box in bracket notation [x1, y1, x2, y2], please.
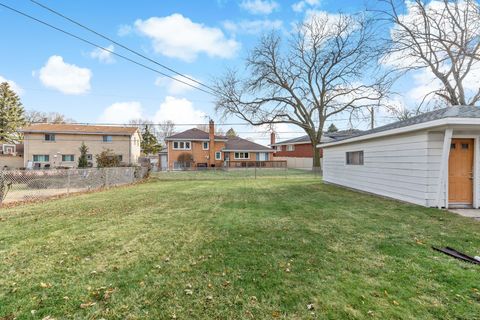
[0, 1, 216, 96]
[29, 0, 220, 95]
[26, 117, 396, 126]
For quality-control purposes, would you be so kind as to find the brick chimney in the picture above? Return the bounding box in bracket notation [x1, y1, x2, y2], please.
[209, 119, 215, 167]
[270, 132, 276, 146]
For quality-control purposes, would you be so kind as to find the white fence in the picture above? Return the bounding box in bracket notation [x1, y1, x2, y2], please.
[273, 157, 321, 169]
[0, 167, 149, 205]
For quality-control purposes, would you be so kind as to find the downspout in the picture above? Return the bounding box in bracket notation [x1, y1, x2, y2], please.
[436, 128, 453, 209]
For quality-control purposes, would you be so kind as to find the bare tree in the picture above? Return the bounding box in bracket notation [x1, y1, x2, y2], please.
[378, 0, 480, 107]
[214, 12, 389, 168]
[157, 120, 176, 143]
[25, 110, 75, 124]
[196, 123, 225, 135]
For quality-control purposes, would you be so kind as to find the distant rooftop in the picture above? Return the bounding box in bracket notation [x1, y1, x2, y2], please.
[272, 129, 362, 146]
[21, 123, 139, 135]
[224, 136, 273, 152]
[324, 105, 480, 145]
[165, 128, 228, 141]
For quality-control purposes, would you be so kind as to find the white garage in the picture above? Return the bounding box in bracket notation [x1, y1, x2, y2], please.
[320, 106, 480, 208]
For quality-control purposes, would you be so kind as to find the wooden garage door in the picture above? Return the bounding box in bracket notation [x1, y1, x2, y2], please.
[448, 139, 474, 205]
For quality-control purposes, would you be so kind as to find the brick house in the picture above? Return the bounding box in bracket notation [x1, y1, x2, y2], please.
[164, 120, 280, 170]
[20, 124, 141, 168]
[270, 130, 360, 168]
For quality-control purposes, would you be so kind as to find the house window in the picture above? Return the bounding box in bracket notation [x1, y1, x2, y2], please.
[215, 151, 222, 160]
[62, 155, 75, 162]
[45, 134, 55, 141]
[276, 145, 283, 152]
[103, 135, 113, 142]
[234, 152, 249, 159]
[173, 141, 191, 150]
[33, 155, 49, 162]
[286, 145, 295, 151]
[203, 142, 209, 150]
[346, 151, 364, 165]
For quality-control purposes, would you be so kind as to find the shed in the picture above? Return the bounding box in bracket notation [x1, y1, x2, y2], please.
[319, 106, 480, 208]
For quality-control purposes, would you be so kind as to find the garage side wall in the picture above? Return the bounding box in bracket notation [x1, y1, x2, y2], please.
[323, 131, 431, 206]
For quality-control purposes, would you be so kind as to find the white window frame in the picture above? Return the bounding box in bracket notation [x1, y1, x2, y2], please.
[215, 151, 222, 160]
[276, 145, 283, 151]
[103, 135, 113, 142]
[234, 152, 249, 160]
[203, 141, 209, 150]
[173, 141, 191, 150]
[286, 145, 295, 151]
[62, 154, 75, 162]
[33, 154, 50, 162]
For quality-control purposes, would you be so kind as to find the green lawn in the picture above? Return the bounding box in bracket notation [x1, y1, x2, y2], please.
[0, 177, 479, 319]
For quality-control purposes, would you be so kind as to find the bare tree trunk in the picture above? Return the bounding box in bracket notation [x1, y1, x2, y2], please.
[313, 146, 321, 170]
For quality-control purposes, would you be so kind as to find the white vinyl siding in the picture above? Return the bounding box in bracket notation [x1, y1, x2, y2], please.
[323, 131, 432, 206]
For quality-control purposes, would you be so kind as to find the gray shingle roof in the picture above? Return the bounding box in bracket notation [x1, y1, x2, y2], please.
[225, 137, 273, 152]
[273, 129, 362, 145]
[325, 105, 480, 144]
[165, 128, 228, 141]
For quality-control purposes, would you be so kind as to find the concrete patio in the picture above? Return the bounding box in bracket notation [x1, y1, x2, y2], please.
[449, 209, 480, 221]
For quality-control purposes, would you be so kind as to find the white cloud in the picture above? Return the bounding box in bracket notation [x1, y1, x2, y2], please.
[155, 74, 200, 95]
[153, 96, 206, 125]
[0, 75, 23, 95]
[240, 0, 279, 15]
[134, 14, 240, 62]
[117, 24, 133, 36]
[292, 0, 320, 13]
[89, 45, 115, 63]
[99, 101, 143, 123]
[38, 55, 92, 95]
[223, 19, 283, 35]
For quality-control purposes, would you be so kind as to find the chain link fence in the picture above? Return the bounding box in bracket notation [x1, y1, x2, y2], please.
[0, 167, 149, 205]
[151, 167, 322, 181]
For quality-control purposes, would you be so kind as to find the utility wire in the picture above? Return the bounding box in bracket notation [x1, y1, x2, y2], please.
[29, 0, 220, 95]
[0, 1, 216, 96]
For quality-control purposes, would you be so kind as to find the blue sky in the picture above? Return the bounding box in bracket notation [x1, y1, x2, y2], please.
[0, 0, 419, 141]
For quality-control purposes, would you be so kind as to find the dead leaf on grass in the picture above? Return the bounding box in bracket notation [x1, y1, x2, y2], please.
[80, 301, 96, 308]
[40, 282, 52, 289]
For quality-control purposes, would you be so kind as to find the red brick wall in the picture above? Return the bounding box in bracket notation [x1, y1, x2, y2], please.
[273, 143, 318, 158]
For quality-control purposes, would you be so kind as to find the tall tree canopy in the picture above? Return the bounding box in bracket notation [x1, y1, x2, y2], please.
[141, 125, 162, 155]
[226, 128, 238, 137]
[379, 0, 480, 107]
[327, 123, 338, 133]
[0, 82, 25, 143]
[78, 142, 89, 168]
[214, 13, 388, 168]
